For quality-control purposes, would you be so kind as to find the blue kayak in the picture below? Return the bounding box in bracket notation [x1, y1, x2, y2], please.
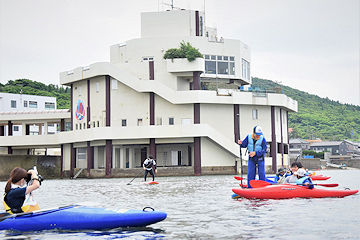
[0, 205, 167, 231]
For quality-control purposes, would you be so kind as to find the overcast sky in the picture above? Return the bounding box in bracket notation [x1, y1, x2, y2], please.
[0, 0, 359, 106]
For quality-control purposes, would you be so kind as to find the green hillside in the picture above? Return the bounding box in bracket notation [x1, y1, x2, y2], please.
[252, 77, 360, 141]
[1, 78, 359, 141]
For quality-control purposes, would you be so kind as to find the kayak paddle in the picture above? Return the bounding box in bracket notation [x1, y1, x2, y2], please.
[249, 180, 339, 188]
[127, 169, 145, 185]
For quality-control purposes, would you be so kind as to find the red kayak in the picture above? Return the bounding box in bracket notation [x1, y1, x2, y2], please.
[232, 184, 358, 199]
[310, 175, 331, 181]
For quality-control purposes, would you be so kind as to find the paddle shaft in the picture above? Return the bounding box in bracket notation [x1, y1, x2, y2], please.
[127, 169, 144, 185]
[237, 114, 243, 188]
[250, 180, 338, 188]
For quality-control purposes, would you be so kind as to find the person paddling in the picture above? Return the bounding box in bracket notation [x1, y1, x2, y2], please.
[274, 167, 288, 184]
[143, 155, 157, 182]
[295, 169, 314, 189]
[3, 167, 41, 214]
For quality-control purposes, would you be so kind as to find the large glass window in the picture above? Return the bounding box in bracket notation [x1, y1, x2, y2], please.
[242, 59, 250, 80]
[77, 148, 86, 161]
[45, 102, 55, 110]
[252, 109, 258, 120]
[29, 101, 37, 108]
[11, 100, 16, 108]
[204, 55, 235, 76]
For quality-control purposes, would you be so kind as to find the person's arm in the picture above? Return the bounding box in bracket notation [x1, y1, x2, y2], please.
[143, 160, 146, 170]
[25, 170, 40, 195]
[154, 160, 157, 173]
[238, 136, 248, 148]
[255, 137, 267, 157]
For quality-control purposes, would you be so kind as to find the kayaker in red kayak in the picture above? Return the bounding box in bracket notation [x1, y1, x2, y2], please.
[294, 169, 314, 189]
[238, 125, 267, 188]
[284, 162, 304, 184]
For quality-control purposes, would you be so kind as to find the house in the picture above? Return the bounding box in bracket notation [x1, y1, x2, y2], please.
[0, 9, 297, 177]
[289, 138, 310, 159]
[309, 141, 347, 155]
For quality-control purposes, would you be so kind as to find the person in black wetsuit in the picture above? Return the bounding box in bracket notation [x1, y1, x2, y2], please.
[143, 155, 157, 181]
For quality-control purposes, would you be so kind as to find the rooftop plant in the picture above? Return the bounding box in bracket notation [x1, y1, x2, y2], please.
[163, 41, 203, 62]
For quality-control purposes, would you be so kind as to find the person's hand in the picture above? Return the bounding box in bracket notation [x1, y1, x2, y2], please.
[237, 140, 242, 144]
[143, 167, 146, 170]
[304, 182, 309, 186]
[249, 151, 256, 157]
[155, 169, 157, 173]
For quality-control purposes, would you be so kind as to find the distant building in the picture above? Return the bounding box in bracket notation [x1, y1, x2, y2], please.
[289, 138, 310, 160]
[0, 92, 58, 136]
[309, 141, 347, 155]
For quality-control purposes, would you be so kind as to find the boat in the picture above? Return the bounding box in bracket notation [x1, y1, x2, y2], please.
[0, 205, 167, 231]
[232, 184, 358, 199]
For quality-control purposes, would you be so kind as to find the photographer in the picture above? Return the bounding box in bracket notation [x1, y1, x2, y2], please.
[3, 167, 42, 214]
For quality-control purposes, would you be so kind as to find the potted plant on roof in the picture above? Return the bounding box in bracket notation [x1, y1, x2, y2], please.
[164, 41, 204, 73]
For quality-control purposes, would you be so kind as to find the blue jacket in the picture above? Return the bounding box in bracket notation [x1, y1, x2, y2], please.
[296, 176, 314, 189]
[240, 135, 267, 161]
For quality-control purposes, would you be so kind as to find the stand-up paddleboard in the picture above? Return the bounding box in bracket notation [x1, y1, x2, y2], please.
[140, 181, 159, 185]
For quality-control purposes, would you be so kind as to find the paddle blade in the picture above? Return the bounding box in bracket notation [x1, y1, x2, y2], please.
[234, 176, 244, 180]
[318, 183, 338, 187]
[249, 180, 271, 188]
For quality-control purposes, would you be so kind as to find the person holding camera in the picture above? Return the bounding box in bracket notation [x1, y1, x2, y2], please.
[3, 167, 42, 214]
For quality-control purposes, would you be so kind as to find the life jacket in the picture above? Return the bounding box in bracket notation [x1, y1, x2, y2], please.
[295, 176, 312, 185]
[3, 190, 40, 214]
[144, 159, 153, 169]
[247, 134, 264, 153]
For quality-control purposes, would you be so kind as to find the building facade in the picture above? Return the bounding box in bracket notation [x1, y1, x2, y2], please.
[0, 10, 297, 177]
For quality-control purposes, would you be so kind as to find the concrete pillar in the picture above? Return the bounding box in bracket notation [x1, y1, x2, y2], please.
[129, 148, 135, 168]
[22, 123, 26, 136]
[94, 146, 99, 169]
[120, 148, 126, 168]
[43, 122, 48, 135]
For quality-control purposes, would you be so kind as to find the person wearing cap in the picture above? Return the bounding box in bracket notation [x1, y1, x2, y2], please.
[238, 125, 267, 188]
[295, 168, 314, 189]
[274, 167, 289, 184]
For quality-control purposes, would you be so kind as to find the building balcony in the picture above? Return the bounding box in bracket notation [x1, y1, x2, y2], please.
[166, 58, 205, 75]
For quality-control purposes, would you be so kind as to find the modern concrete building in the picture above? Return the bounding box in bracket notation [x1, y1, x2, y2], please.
[0, 9, 297, 178]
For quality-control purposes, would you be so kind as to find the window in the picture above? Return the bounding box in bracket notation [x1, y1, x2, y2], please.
[182, 118, 191, 125]
[252, 109, 258, 120]
[45, 102, 55, 110]
[242, 59, 250, 80]
[77, 148, 86, 161]
[97, 121, 100, 127]
[11, 100, 16, 108]
[65, 122, 71, 131]
[122, 119, 127, 126]
[76, 124, 78, 130]
[78, 86, 81, 96]
[142, 56, 154, 62]
[204, 55, 235, 76]
[96, 82, 99, 92]
[169, 117, 174, 125]
[83, 123, 86, 129]
[13, 126, 19, 131]
[93, 121, 95, 128]
[29, 101, 37, 108]
[156, 117, 162, 125]
[79, 124, 82, 130]
[137, 119, 143, 126]
[24, 101, 28, 107]
[111, 79, 117, 90]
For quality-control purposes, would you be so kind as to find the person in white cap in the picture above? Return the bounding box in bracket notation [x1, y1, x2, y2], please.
[238, 125, 267, 188]
[295, 168, 314, 189]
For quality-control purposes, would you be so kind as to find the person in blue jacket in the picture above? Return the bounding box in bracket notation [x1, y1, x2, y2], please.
[295, 169, 314, 189]
[238, 125, 267, 188]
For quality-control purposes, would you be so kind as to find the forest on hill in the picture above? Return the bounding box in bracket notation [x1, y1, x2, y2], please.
[1, 78, 359, 141]
[251, 77, 360, 141]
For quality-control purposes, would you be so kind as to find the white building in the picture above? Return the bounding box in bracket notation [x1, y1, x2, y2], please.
[0, 9, 297, 177]
[0, 92, 59, 136]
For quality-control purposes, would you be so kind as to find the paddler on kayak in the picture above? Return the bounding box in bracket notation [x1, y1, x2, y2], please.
[238, 125, 267, 188]
[3, 167, 41, 214]
[143, 155, 157, 182]
[274, 167, 289, 184]
[284, 162, 304, 184]
[294, 169, 314, 189]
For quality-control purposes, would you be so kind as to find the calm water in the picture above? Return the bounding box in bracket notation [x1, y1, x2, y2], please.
[0, 169, 359, 239]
